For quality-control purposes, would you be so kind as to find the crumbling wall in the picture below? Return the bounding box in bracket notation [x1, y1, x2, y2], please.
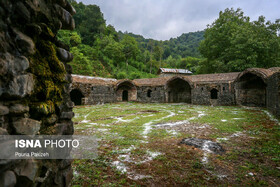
[192, 83, 235, 106]
[136, 86, 165, 103]
[0, 0, 75, 186]
[267, 72, 280, 117]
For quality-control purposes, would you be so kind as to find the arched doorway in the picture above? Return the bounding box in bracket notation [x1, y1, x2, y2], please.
[166, 77, 192, 103]
[116, 80, 137, 102]
[70, 89, 84, 106]
[122, 90, 128, 101]
[210, 88, 218, 99]
[236, 73, 266, 107]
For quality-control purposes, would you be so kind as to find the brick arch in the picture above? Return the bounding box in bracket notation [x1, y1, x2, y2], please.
[165, 76, 192, 103]
[116, 80, 137, 102]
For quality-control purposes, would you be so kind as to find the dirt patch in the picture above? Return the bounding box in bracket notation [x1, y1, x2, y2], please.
[141, 110, 159, 113]
[128, 139, 219, 186]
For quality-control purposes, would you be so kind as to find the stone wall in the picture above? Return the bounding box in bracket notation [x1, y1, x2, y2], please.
[267, 72, 280, 117]
[192, 83, 235, 106]
[88, 85, 116, 105]
[136, 86, 165, 103]
[0, 0, 75, 186]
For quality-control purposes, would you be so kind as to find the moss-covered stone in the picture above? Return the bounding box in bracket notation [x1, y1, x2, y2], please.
[30, 100, 55, 116]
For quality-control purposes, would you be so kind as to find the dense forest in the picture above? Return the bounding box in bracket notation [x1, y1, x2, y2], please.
[58, 1, 280, 79]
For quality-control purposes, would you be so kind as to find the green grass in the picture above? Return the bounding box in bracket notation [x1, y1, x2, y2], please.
[72, 103, 280, 186]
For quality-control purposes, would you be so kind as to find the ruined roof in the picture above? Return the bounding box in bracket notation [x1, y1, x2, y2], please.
[157, 68, 192, 74]
[72, 74, 117, 85]
[116, 79, 136, 88]
[236, 68, 275, 82]
[71, 67, 279, 87]
[269, 67, 280, 73]
[166, 76, 193, 86]
[187, 72, 240, 83]
[133, 77, 170, 86]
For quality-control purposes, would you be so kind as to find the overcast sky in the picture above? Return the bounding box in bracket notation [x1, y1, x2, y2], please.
[77, 0, 280, 40]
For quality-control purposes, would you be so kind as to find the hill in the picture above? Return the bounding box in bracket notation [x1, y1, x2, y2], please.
[58, 1, 204, 79]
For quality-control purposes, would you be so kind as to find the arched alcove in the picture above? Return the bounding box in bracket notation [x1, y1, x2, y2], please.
[166, 77, 192, 103]
[70, 89, 84, 106]
[236, 73, 267, 107]
[116, 80, 137, 102]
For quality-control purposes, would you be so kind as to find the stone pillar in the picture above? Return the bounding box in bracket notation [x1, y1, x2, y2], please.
[0, 0, 75, 186]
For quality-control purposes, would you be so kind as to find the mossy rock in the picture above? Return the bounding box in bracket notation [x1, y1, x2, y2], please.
[30, 101, 56, 116]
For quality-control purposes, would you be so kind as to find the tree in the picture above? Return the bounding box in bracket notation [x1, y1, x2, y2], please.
[72, 3, 106, 45]
[121, 35, 140, 71]
[103, 37, 125, 66]
[199, 8, 280, 73]
[153, 43, 164, 68]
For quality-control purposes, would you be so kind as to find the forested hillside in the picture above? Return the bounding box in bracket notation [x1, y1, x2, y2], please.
[58, 0, 204, 79]
[58, 1, 280, 78]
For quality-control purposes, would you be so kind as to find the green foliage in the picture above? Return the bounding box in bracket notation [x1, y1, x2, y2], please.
[59, 1, 228, 78]
[199, 8, 280, 73]
[116, 71, 127, 79]
[57, 30, 82, 47]
[71, 1, 106, 45]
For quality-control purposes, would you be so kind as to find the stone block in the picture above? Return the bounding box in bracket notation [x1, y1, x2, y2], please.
[15, 2, 31, 22]
[54, 122, 73, 135]
[15, 160, 38, 186]
[57, 47, 73, 62]
[0, 170, 17, 187]
[0, 105, 9, 115]
[0, 127, 8, 135]
[12, 118, 41, 135]
[7, 74, 34, 98]
[60, 112, 74, 119]
[13, 28, 35, 55]
[9, 104, 29, 114]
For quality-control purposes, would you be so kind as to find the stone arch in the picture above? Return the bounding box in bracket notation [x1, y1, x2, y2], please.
[116, 80, 137, 102]
[210, 88, 218, 99]
[235, 69, 269, 107]
[166, 77, 192, 103]
[70, 89, 84, 106]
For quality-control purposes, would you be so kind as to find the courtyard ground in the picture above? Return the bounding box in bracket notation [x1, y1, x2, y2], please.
[71, 102, 280, 186]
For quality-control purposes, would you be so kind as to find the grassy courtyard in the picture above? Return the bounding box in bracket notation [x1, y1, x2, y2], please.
[71, 103, 280, 186]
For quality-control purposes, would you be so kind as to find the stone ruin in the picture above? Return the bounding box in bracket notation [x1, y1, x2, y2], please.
[0, 0, 75, 186]
[71, 68, 280, 118]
